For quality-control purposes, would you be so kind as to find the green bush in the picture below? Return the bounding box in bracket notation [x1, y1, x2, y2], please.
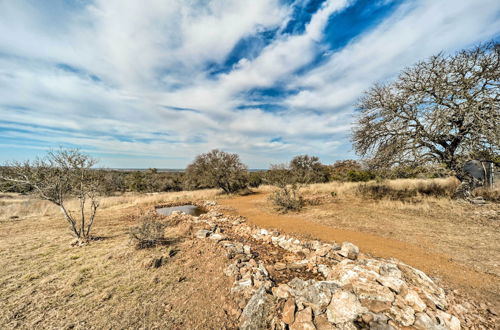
[248, 171, 264, 188]
[184, 149, 249, 193]
[346, 170, 375, 182]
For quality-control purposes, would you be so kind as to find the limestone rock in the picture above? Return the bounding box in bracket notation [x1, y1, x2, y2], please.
[313, 314, 335, 330]
[436, 310, 461, 330]
[272, 284, 291, 299]
[352, 281, 395, 313]
[290, 321, 316, 330]
[195, 229, 211, 238]
[338, 242, 359, 260]
[295, 306, 313, 323]
[413, 312, 442, 330]
[282, 298, 296, 324]
[209, 233, 226, 242]
[326, 290, 365, 324]
[389, 297, 415, 327]
[240, 288, 276, 330]
[288, 279, 339, 315]
[377, 276, 405, 293]
[404, 289, 427, 312]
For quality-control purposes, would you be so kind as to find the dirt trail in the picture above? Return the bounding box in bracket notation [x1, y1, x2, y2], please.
[220, 192, 499, 306]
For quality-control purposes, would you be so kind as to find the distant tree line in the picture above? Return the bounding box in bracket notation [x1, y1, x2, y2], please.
[1, 152, 456, 196]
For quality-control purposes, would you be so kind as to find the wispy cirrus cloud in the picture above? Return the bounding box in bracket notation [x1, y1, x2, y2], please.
[0, 0, 499, 168]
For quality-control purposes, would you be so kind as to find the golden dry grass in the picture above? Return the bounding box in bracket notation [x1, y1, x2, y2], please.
[0, 189, 237, 329]
[1, 178, 499, 328]
[0, 189, 220, 222]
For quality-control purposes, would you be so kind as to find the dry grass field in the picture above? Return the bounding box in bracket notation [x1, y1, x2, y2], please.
[0, 178, 499, 328]
[0, 189, 243, 329]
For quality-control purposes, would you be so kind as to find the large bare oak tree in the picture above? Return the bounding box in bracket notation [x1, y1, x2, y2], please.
[353, 42, 499, 175]
[0, 149, 101, 243]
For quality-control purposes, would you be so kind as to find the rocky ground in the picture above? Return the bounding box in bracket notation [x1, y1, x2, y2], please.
[159, 200, 499, 329]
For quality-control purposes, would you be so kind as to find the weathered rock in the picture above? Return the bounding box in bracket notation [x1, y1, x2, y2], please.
[275, 262, 287, 271]
[326, 290, 366, 324]
[272, 284, 291, 299]
[209, 233, 226, 242]
[436, 310, 461, 330]
[338, 242, 359, 260]
[313, 314, 335, 330]
[195, 229, 211, 238]
[317, 264, 331, 278]
[399, 264, 447, 310]
[240, 288, 276, 330]
[377, 276, 405, 293]
[224, 264, 239, 277]
[404, 289, 427, 312]
[379, 263, 402, 278]
[413, 312, 441, 330]
[231, 277, 253, 294]
[288, 279, 338, 315]
[352, 281, 395, 313]
[290, 321, 316, 330]
[282, 298, 296, 324]
[389, 297, 415, 326]
[295, 306, 313, 323]
[315, 246, 331, 257]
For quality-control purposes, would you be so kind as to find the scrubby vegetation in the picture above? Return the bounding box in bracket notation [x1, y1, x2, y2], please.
[356, 180, 458, 200]
[128, 214, 168, 249]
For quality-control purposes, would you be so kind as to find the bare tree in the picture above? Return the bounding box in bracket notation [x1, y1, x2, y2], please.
[0, 149, 101, 243]
[185, 149, 249, 193]
[353, 42, 500, 174]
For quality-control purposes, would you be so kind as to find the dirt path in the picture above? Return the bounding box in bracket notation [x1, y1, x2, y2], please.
[220, 192, 500, 306]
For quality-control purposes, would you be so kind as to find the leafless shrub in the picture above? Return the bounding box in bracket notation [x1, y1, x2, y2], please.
[129, 215, 168, 249]
[265, 164, 304, 212]
[472, 187, 500, 202]
[0, 148, 101, 242]
[268, 184, 304, 212]
[357, 181, 456, 200]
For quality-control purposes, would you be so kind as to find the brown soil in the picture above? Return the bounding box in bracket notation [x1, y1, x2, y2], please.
[220, 192, 500, 308]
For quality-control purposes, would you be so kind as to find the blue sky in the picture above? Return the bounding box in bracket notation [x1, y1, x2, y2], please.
[0, 0, 499, 168]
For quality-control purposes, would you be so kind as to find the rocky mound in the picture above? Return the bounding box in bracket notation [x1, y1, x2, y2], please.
[162, 201, 494, 329]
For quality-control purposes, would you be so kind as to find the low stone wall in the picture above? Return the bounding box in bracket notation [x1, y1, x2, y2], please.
[162, 200, 489, 329]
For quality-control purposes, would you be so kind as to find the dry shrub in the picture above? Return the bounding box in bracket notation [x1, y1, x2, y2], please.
[129, 215, 168, 249]
[357, 184, 417, 200]
[357, 179, 457, 200]
[269, 185, 304, 212]
[473, 187, 500, 202]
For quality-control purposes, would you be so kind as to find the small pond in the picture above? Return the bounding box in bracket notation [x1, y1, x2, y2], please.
[156, 205, 206, 216]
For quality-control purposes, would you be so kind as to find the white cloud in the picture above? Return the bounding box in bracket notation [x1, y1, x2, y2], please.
[0, 0, 499, 168]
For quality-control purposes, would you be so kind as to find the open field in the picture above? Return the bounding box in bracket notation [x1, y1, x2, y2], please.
[0, 178, 499, 328]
